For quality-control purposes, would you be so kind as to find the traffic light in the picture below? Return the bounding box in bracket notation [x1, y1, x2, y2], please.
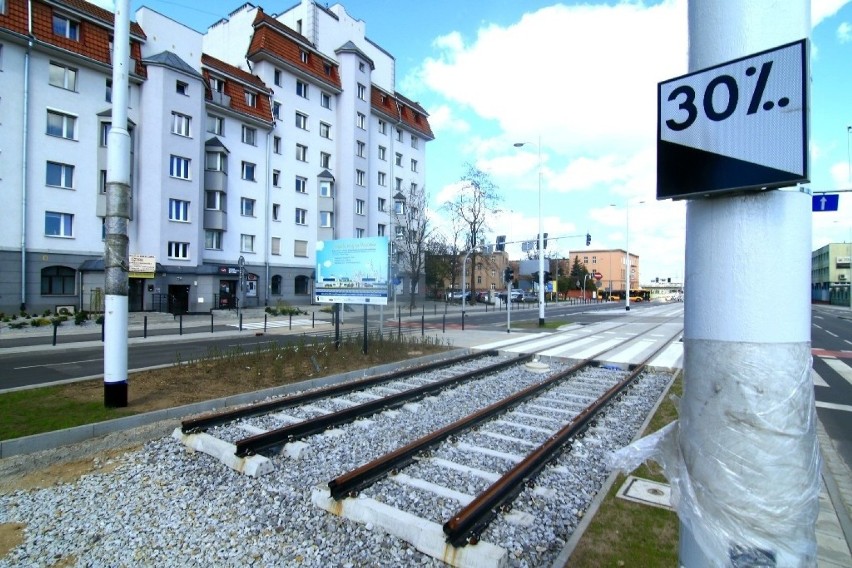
[543, 233, 548, 249]
[544, 271, 552, 283]
[496, 235, 506, 252]
[586, 233, 591, 246]
[504, 267, 514, 283]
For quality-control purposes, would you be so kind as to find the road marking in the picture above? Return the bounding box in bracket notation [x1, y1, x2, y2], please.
[816, 401, 852, 412]
[14, 357, 102, 370]
[812, 369, 829, 388]
[826, 330, 838, 338]
[824, 358, 852, 388]
[813, 324, 823, 330]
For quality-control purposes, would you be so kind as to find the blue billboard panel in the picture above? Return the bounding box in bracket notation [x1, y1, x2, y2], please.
[315, 237, 389, 305]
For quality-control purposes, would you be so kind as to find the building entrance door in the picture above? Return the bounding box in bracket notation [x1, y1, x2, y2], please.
[168, 285, 190, 314]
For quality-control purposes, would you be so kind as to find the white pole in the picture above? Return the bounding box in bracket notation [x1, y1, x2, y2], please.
[537, 136, 545, 326]
[680, 1, 816, 565]
[104, 0, 131, 407]
[625, 203, 631, 311]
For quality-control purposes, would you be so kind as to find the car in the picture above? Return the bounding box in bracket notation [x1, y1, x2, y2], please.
[446, 290, 472, 302]
[521, 292, 537, 303]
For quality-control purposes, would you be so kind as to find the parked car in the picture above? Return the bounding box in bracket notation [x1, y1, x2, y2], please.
[521, 292, 537, 303]
[446, 289, 472, 302]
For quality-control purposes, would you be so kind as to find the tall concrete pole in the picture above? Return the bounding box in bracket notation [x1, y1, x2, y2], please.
[680, 1, 817, 565]
[104, 0, 131, 408]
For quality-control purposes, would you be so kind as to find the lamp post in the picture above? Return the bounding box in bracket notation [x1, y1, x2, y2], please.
[611, 201, 643, 311]
[514, 138, 545, 327]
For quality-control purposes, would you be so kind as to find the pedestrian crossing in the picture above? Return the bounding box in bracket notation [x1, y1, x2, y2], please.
[227, 319, 321, 330]
[813, 356, 852, 413]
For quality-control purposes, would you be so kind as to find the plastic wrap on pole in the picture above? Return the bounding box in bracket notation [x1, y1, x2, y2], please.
[610, 340, 820, 565]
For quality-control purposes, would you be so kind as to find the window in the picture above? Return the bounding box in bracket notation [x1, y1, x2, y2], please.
[319, 181, 333, 198]
[321, 92, 331, 109]
[207, 114, 224, 135]
[377, 224, 386, 236]
[271, 274, 282, 294]
[209, 77, 224, 93]
[378, 172, 386, 186]
[296, 144, 308, 162]
[205, 152, 227, 172]
[241, 161, 256, 181]
[300, 50, 309, 64]
[394, 200, 405, 214]
[592, 256, 597, 264]
[171, 112, 191, 137]
[272, 170, 281, 187]
[169, 155, 190, 180]
[295, 208, 307, 225]
[52, 15, 79, 40]
[378, 197, 386, 212]
[320, 211, 333, 228]
[355, 228, 365, 238]
[411, 136, 419, 149]
[358, 62, 365, 72]
[169, 199, 190, 221]
[296, 80, 308, 98]
[357, 83, 366, 100]
[395, 153, 402, 166]
[356, 141, 365, 157]
[355, 199, 365, 215]
[272, 203, 281, 221]
[45, 211, 73, 237]
[294, 240, 308, 257]
[323, 63, 332, 76]
[205, 191, 225, 211]
[241, 197, 256, 216]
[41, 266, 75, 295]
[295, 176, 307, 193]
[205, 230, 223, 250]
[46, 110, 76, 139]
[378, 119, 387, 134]
[99, 170, 107, 193]
[320, 152, 331, 168]
[411, 183, 418, 193]
[168, 241, 189, 259]
[105, 78, 111, 102]
[244, 90, 257, 107]
[176, 81, 188, 95]
[273, 136, 282, 154]
[295, 112, 308, 129]
[100, 122, 111, 146]
[49, 62, 77, 90]
[320, 122, 331, 139]
[271, 237, 281, 255]
[411, 159, 418, 172]
[273, 101, 282, 120]
[356, 112, 366, 129]
[46, 161, 74, 188]
[378, 146, 386, 160]
[242, 125, 257, 146]
[356, 170, 365, 186]
[240, 234, 255, 253]
[273, 68, 282, 87]
[396, 127, 403, 142]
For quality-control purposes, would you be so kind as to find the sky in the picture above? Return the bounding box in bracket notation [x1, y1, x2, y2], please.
[99, 0, 852, 283]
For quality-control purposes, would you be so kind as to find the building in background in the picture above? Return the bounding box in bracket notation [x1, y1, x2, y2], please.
[812, 242, 852, 306]
[0, 0, 433, 314]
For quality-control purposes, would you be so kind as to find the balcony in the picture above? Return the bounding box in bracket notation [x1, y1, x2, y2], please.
[204, 209, 227, 231]
[205, 170, 227, 192]
[210, 91, 231, 107]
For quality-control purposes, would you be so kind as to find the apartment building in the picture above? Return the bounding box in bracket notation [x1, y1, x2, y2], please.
[0, 0, 433, 314]
[812, 242, 852, 306]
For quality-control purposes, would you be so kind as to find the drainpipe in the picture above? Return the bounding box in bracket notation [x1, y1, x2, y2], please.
[264, 126, 272, 306]
[20, 1, 34, 311]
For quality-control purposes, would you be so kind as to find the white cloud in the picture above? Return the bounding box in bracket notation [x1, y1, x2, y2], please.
[813, 0, 852, 27]
[837, 21, 852, 42]
[415, 0, 687, 157]
[425, 104, 470, 134]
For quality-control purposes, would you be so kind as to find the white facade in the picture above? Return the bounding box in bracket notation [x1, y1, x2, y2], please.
[0, 0, 432, 314]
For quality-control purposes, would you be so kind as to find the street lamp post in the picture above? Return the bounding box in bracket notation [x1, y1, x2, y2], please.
[611, 201, 643, 311]
[847, 125, 851, 183]
[514, 138, 545, 327]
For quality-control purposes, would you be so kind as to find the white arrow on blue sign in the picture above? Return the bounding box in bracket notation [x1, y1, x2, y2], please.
[812, 194, 839, 212]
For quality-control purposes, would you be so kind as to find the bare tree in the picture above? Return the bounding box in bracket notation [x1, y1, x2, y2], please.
[442, 164, 502, 299]
[393, 184, 432, 309]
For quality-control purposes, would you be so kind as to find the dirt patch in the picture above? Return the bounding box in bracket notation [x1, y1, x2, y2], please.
[0, 523, 26, 558]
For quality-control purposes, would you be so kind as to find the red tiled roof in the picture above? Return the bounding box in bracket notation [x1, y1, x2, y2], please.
[0, 0, 146, 77]
[201, 53, 273, 124]
[371, 86, 434, 140]
[246, 8, 342, 91]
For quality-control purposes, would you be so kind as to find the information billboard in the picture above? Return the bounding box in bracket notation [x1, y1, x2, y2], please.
[315, 237, 389, 305]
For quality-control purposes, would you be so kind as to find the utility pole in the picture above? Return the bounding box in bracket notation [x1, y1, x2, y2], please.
[103, 0, 131, 407]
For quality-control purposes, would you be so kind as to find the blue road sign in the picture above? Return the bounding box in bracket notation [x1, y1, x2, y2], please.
[812, 194, 839, 212]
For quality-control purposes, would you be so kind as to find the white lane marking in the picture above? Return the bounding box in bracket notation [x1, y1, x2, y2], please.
[812, 368, 830, 388]
[816, 401, 852, 412]
[14, 357, 102, 370]
[824, 358, 852, 388]
[826, 330, 838, 338]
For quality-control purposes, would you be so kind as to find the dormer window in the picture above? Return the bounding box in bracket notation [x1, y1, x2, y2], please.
[210, 77, 224, 93]
[300, 50, 309, 64]
[245, 90, 257, 107]
[53, 14, 79, 41]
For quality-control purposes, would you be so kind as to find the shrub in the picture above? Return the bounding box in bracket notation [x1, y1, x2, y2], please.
[95, 315, 105, 325]
[30, 318, 51, 327]
[42, 309, 53, 317]
[75, 311, 90, 326]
